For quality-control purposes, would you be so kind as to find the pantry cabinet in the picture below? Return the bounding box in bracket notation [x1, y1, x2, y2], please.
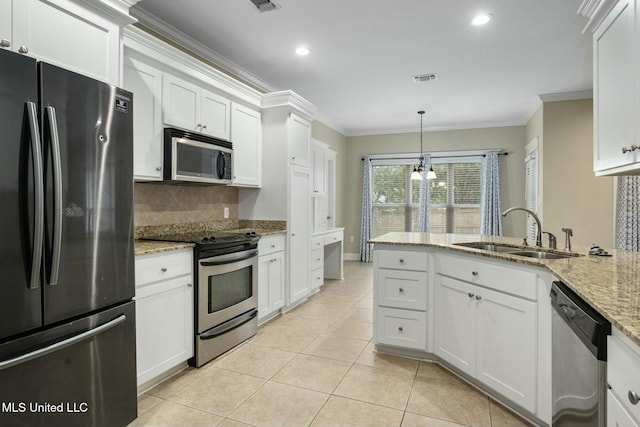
[163, 72, 231, 141]
[289, 113, 312, 166]
[123, 55, 164, 181]
[311, 140, 327, 196]
[289, 165, 312, 304]
[135, 249, 194, 387]
[0, 0, 132, 85]
[231, 103, 262, 187]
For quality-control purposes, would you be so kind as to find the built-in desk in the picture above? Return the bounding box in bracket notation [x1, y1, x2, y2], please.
[311, 229, 344, 289]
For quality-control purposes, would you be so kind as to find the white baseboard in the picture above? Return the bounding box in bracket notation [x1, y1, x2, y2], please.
[344, 252, 361, 261]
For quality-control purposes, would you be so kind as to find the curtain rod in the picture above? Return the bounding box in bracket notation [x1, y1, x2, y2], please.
[361, 152, 508, 161]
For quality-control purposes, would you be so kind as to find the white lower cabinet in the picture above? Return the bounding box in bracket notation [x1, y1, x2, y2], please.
[258, 234, 285, 322]
[135, 249, 194, 387]
[435, 261, 537, 413]
[607, 330, 640, 426]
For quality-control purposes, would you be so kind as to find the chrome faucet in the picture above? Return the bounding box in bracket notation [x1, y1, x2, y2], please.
[561, 227, 573, 251]
[501, 207, 542, 247]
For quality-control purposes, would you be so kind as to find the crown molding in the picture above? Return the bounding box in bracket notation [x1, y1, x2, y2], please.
[345, 119, 528, 137]
[73, 0, 138, 25]
[262, 91, 317, 121]
[538, 90, 593, 102]
[578, 0, 619, 33]
[130, 6, 278, 93]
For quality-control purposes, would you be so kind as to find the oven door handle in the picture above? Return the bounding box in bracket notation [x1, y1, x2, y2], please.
[200, 250, 258, 266]
[200, 309, 258, 340]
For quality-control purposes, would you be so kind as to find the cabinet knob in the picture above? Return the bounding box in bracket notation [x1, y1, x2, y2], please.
[472, 271, 479, 276]
[201, 125, 207, 129]
[291, 156, 296, 160]
[271, 244, 276, 248]
[399, 287, 404, 293]
[316, 258, 321, 261]
[629, 391, 640, 405]
[398, 326, 404, 332]
[468, 292, 475, 298]
[622, 145, 639, 153]
[18, 45, 28, 54]
[475, 295, 482, 301]
[187, 283, 193, 287]
[399, 258, 405, 264]
[161, 268, 167, 272]
[156, 166, 162, 171]
[0, 39, 10, 48]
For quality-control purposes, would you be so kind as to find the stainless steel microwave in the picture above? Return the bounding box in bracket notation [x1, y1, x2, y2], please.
[163, 128, 233, 184]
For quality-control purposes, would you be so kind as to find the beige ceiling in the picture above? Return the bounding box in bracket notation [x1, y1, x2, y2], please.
[133, 0, 592, 136]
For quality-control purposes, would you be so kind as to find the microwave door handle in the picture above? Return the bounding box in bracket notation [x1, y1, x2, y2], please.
[217, 151, 225, 179]
[26, 102, 44, 290]
[45, 106, 63, 286]
[200, 250, 258, 266]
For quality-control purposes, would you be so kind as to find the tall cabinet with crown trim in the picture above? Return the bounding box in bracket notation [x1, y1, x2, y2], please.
[239, 91, 316, 309]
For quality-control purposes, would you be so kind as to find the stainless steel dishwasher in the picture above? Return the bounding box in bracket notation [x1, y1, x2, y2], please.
[551, 281, 611, 427]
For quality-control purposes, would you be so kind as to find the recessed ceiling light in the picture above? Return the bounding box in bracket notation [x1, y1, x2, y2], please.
[295, 46, 310, 56]
[471, 13, 492, 26]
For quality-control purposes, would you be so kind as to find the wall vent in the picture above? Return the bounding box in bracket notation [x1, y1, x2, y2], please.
[249, 0, 281, 12]
[411, 73, 439, 83]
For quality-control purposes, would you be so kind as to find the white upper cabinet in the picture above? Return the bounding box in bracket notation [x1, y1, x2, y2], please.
[288, 113, 311, 166]
[163, 72, 231, 141]
[1, 0, 132, 85]
[123, 55, 164, 181]
[231, 103, 262, 187]
[583, 0, 640, 175]
[311, 140, 328, 196]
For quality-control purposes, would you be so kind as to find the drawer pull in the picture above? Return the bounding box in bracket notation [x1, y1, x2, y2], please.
[475, 295, 482, 301]
[160, 268, 167, 272]
[399, 258, 405, 264]
[187, 283, 193, 287]
[398, 326, 404, 332]
[271, 244, 276, 248]
[316, 258, 321, 261]
[468, 292, 475, 298]
[630, 391, 640, 405]
[472, 271, 479, 276]
[399, 287, 405, 293]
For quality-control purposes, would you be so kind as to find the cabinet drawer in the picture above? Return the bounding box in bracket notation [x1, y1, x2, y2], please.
[437, 254, 536, 300]
[311, 248, 324, 271]
[608, 335, 640, 423]
[324, 230, 342, 246]
[311, 236, 324, 250]
[377, 249, 428, 271]
[135, 250, 193, 286]
[259, 234, 285, 255]
[377, 269, 427, 311]
[376, 307, 427, 350]
[311, 267, 324, 288]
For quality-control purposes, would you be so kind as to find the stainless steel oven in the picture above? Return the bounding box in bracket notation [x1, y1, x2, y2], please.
[195, 242, 258, 367]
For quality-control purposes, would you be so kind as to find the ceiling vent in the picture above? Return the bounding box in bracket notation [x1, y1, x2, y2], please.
[249, 0, 281, 12]
[411, 73, 439, 83]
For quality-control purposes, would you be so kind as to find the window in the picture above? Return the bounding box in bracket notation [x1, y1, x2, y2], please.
[370, 157, 482, 237]
[429, 160, 482, 234]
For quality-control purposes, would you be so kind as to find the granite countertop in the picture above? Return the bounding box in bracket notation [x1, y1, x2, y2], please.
[370, 232, 640, 347]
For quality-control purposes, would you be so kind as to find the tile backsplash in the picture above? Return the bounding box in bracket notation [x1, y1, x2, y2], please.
[134, 182, 239, 227]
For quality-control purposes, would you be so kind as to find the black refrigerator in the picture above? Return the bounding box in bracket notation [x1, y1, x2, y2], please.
[0, 49, 137, 426]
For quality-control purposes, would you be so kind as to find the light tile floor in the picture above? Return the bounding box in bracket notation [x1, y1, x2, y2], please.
[130, 261, 533, 427]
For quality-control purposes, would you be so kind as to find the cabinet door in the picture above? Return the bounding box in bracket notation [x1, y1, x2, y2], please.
[311, 144, 326, 196]
[268, 253, 285, 312]
[163, 73, 199, 131]
[0, 0, 11, 49]
[123, 57, 163, 181]
[258, 255, 271, 318]
[135, 276, 194, 386]
[231, 103, 262, 187]
[201, 89, 231, 140]
[289, 113, 311, 166]
[593, 0, 636, 173]
[476, 286, 537, 413]
[434, 276, 476, 377]
[288, 166, 311, 304]
[608, 390, 640, 427]
[12, 0, 120, 84]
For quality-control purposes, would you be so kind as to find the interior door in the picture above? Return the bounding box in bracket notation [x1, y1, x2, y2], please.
[39, 63, 135, 325]
[0, 48, 42, 340]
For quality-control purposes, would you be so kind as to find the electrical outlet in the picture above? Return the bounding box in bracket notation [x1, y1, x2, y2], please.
[224, 207, 229, 219]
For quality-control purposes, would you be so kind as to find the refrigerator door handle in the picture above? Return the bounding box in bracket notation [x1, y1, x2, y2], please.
[45, 106, 63, 286]
[26, 102, 43, 290]
[0, 314, 126, 371]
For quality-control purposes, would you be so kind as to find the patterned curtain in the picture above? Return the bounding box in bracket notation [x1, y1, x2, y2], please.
[359, 156, 373, 262]
[616, 176, 640, 250]
[480, 152, 502, 235]
[418, 154, 431, 232]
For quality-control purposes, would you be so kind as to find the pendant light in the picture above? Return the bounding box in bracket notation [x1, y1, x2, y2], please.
[411, 111, 437, 180]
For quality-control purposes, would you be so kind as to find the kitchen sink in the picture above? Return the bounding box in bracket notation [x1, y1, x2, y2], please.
[454, 243, 523, 252]
[510, 250, 578, 260]
[454, 242, 581, 260]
